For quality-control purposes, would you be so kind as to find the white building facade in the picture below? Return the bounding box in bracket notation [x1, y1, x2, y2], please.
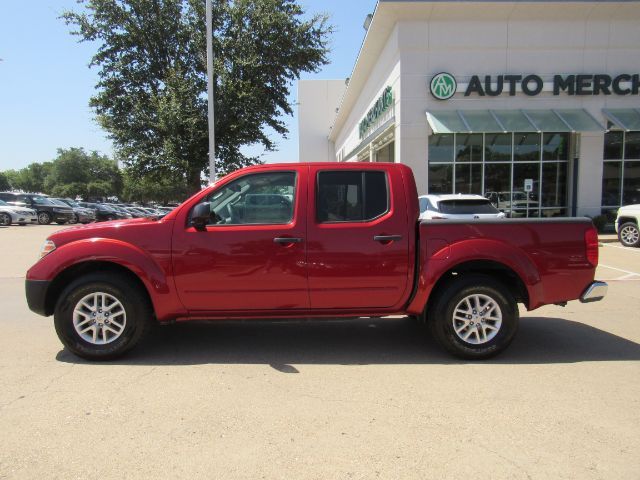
[298, 0, 640, 219]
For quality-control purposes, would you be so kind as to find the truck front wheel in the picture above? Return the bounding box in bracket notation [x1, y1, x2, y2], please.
[54, 273, 152, 360]
[428, 275, 519, 359]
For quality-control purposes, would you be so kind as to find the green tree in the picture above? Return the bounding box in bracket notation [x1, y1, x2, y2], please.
[62, 0, 332, 193]
[3, 163, 53, 193]
[0, 172, 10, 191]
[45, 148, 122, 198]
[122, 169, 188, 204]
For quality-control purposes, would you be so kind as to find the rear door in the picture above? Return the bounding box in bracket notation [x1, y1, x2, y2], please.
[306, 165, 411, 309]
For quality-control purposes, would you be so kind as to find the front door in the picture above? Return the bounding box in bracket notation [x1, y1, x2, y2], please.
[172, 168, 309, 312]
[306, 165, 411, 309]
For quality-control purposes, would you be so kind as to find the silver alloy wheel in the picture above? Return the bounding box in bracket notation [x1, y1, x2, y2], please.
[72, 292, 127, 345]
[0, 213, 10, 226]
[452, 294, 502, 345]
[620, 225, 639, 245]
[38, 212, 50, 224]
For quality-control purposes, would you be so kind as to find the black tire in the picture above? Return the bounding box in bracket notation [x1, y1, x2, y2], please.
[69, 214, 79, 225]
[54, 273, 152, 360]
[428, 274, 519, 360]
[37, 211, 52, 225]
[618, 222, 640, 248]
[0, 212, 11, 226]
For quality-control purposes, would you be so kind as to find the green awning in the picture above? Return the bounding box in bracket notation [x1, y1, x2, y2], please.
[426, 109, 605, 134]
[602, 109, 640, 131]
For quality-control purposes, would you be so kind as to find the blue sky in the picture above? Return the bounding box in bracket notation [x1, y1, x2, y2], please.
[0, 0, 375, 170]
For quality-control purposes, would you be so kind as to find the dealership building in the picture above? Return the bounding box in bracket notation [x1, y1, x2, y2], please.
[298, 0, 640, 218]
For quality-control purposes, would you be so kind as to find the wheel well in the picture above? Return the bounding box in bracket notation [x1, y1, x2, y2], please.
[425, 260, 529, 315]
[44, 261, 153, 317]
[618, 217, 638, 227]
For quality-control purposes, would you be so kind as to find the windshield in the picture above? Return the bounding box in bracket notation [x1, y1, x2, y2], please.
[438, 200, 500, 215]
[0, 199, 7, 206]
[32, 196, 54, 205]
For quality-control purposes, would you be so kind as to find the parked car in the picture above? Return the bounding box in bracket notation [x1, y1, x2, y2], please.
[122, 206, 146, 218]
[0, 199, 37, 226]
[485, 191, 540, 218]
[50, 198, 96, 224]
[0, 192, 74, 225]
[419, 194, 505, 220]
[76, 202, 122, 222]
[27, 163, 606, 361]
[615, 204, 640, 247]
[103, 204, 133, 219]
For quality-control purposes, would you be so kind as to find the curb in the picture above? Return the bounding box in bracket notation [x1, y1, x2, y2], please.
[598, 236, 619, 245]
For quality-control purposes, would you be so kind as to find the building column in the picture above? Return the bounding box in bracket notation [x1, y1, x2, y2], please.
[576, 132, 605, 217]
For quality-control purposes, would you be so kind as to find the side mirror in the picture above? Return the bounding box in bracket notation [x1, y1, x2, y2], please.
[192, 202, 210, 231]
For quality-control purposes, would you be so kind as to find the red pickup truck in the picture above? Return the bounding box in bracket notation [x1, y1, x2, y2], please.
[26, 163, 607, 360]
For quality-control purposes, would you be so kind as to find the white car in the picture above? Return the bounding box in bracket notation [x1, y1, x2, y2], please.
[0, 199, 37, 226]
[419, 194, 506, 220]
[615, 204, 640, 247]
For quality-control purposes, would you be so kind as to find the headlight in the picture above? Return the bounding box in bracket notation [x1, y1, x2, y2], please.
[39, 240, 56, 259]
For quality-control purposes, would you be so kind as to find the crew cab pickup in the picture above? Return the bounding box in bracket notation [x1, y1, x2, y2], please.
[25, 163, 607, 360]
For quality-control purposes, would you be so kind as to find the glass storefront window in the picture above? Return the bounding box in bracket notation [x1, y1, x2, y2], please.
[623, 161, 640, 205]
[485, 133, 512, 162]
[512, 163, 540, 217]
[455, 134, 482, 162]
[484, 163, 511, 210]
[428, 164, 453, 193]
[601, 161, 622, 206]
[602, 131, 640, 209]
[514, 133, 541, 161]
[455, 163, 482, 194]
[428, 134, 454, 162]
[542, 162, 567, 207]
[542, 133, 569, 161]
[625, 131, 640, 159]
[428, 131, 568, 216]
[375, 142, 394, 162]
[541, 208, 566, 218]
[604, 131, 623, 160]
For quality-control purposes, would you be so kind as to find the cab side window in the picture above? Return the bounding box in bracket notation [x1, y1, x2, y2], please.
[202, 172, 296, 225]
[316, 171, 389, 223]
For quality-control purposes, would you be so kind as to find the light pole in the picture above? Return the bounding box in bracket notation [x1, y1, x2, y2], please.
[206, 0, 216, 183]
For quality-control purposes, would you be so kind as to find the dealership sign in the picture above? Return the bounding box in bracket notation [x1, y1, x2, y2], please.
[359, 86, 393, 139]
[430, 73, 640, 99]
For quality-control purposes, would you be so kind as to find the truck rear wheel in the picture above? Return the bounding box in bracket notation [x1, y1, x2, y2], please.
[54, 273, 152, 360]
[428, 275, 518, 359]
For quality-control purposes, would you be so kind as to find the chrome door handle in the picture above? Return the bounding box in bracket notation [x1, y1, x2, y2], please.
[273, 237, 303, 244]
[373, 235, 403, 242]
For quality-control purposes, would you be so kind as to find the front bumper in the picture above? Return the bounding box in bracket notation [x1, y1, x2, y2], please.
[10, 212, 37, 224]
[53, 212, 75, 223]
[25, 279, 51, 316]
[579, 281, 608, 303]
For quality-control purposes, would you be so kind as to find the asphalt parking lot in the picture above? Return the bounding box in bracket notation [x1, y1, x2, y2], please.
[0, 225, 639, 479]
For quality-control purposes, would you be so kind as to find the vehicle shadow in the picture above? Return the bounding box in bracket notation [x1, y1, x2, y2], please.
[56, 316, 640, 368]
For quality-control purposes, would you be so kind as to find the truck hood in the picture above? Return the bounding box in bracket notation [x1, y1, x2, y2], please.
[47, 217, 166, 248]
[618, 204, 640, 215]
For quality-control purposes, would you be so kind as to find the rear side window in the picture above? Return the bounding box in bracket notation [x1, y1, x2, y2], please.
[438, 200, 499, 215]
[317, 171, 389, 222]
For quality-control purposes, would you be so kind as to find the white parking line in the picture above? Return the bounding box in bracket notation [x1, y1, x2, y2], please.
[599, 264, 640, 276]
[601, 243, 640, 253]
